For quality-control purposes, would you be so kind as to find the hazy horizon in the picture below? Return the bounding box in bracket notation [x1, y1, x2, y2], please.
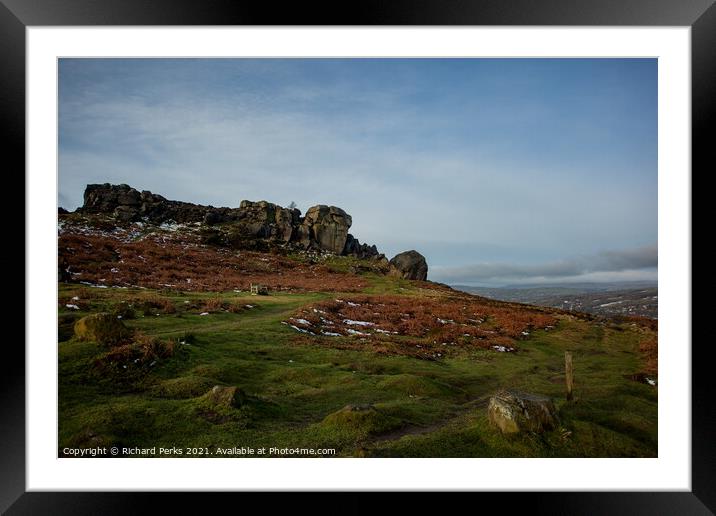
[59, 58, 657, 286]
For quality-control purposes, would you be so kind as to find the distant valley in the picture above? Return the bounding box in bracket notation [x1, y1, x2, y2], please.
[453, 282, 658, 319]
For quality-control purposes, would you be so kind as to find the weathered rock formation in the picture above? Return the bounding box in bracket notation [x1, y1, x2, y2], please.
[487, 389, 558, 434]
[230, 200, 300, 243]
[76, 184, 385, 259]
[388, 250, 428, 281]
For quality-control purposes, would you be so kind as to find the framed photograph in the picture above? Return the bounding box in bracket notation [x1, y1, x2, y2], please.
[6, 0, 711, 512]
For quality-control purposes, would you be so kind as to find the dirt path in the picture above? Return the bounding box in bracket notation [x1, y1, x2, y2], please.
[369, 395, 492, 445]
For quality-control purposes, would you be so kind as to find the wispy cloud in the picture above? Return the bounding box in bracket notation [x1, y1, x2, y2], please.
[429, 244, 657, 285]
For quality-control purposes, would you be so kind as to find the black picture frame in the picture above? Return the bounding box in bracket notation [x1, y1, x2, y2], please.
[5, 0, 711, 513]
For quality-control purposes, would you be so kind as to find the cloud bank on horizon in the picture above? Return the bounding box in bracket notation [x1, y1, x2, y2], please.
[59, 58, 657, 286]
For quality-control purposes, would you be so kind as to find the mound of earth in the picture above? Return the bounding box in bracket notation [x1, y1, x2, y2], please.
[319, 404, 402, 438]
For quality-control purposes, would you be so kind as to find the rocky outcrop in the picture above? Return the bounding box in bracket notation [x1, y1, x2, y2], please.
[487, 389, 558, 434]
[388, 250, 428, 281]
[81, 183, 225, 224]
[75, 184, 403, 263]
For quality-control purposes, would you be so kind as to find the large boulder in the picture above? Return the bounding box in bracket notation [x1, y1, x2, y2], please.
[301, 205, 352, 254]
[388, 250, 428, 281]
[487, 389, 558, 434]
[74, 313, 132, 346]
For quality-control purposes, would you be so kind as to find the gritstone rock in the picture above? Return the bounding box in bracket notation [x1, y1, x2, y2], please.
[388, 250, 428, 281]
[487, 389, 558, 434]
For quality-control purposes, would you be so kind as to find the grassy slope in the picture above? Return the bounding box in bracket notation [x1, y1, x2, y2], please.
[58, 272, 657, 458]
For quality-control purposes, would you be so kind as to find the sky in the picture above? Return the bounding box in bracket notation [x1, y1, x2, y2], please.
[58, 58, 657, 287]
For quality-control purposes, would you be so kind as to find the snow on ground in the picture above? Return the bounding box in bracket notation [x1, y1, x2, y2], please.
[346, 329, 370, 336]
[492, 345, 515, 353]
[343, 319, 375, 327]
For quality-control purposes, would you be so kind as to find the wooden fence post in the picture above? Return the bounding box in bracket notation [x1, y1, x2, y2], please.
[565, 351, 574, 401]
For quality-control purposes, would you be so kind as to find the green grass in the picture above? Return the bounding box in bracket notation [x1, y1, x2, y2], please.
[58, 282, 657, 458]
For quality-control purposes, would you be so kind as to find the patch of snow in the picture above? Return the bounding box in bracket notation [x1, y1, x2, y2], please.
[492, 345, 515, 353]
[291, 318, 312, 326]
[110, 268, 119, 273]
[245, 304, 254, 309]
[521, 331, 530, 336]
[321, 331, 342, 337]
[313, 308, 327, 314]
[646, 377, 656, 386]
[117, 315, 122, 319]
[436, 318, 454, 324]
[343, 319, 375, 327]
[71, 296, 80, 301]
[184, 300, 190, 304]
[346, 301, 361, 307]
[287, 324, 315, 335]
[346, 329, 369, 336]
[199, 312, 209, 316]
[66, 304, 79, 310]
[375, 329, 399, 334]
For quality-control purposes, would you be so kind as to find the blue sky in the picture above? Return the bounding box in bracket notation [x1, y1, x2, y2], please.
[58, 58, 657, 286]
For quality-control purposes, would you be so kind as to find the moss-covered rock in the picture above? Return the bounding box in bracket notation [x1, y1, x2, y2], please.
[204, 385, 246, 408]
[74, 312, 132, 346]
[487, 389, 558, 434]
